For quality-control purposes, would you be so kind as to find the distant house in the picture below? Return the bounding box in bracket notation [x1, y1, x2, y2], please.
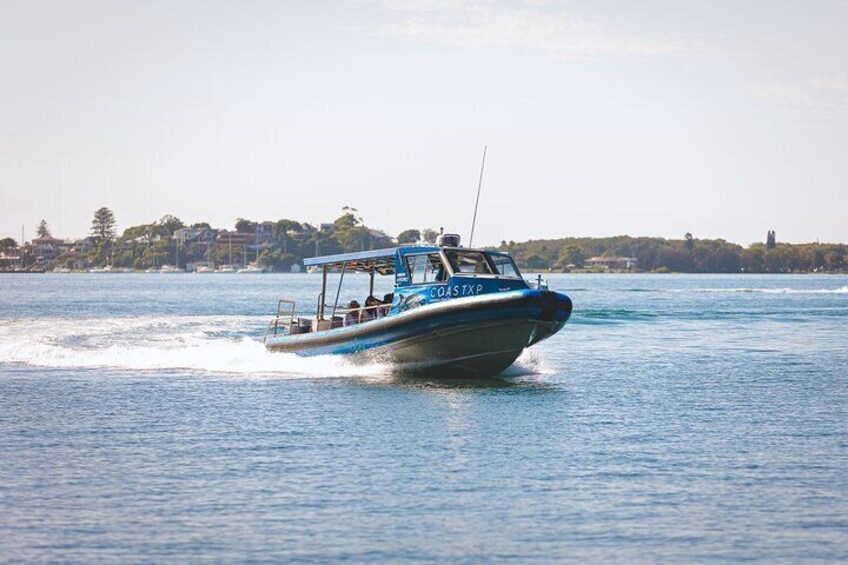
[31, 237, 63, 261]
[174, 227, 201, 244]
[319, 223, 335, 233]
[585, 256, 638, 270]
[0, 252, 21, 269]
[175, 227, 218, 245]
[216, 230, 254, 246]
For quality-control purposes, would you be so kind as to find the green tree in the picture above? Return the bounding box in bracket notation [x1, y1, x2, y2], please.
[37, 219, 51, 239]
[397, 229, 420, 244]
[422, 228, 439, 244]
[0, 237, 17, 253]
[525, 255, 548, 269]
[273, 219, 303, 239]
[558, 245, 585, 269]
[159, 214, 185, 235]
[767, 230, 776, 250]
[235, 218, 257, 233]
[91, 207, 116, 239]
[684, 232, 694, 252]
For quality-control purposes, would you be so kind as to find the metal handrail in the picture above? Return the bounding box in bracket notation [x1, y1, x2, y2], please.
[264, 299, 296, 341]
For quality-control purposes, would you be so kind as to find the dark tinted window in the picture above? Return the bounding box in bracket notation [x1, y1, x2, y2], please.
[445, 251, 495, 274]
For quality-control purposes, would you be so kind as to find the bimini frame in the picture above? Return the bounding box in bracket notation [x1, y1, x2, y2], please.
[303, 247, 398, 322]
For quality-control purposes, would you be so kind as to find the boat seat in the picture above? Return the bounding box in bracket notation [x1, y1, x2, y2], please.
[289, 318, 312, 335]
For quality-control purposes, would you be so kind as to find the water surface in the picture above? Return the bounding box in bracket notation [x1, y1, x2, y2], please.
[1, 273, 846, 563]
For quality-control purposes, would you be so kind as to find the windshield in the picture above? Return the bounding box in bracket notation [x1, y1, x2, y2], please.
[444, 250, 495, 275]
[406, 253, 448, 284]
[490, 253, 522, 278]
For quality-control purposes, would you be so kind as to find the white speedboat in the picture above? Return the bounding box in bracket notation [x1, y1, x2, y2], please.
[237, 264, 264, 274]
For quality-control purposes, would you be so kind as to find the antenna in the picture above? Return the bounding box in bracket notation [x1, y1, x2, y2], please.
[469, 145, 487, 247]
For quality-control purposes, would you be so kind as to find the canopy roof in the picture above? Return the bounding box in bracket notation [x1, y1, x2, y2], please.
[303, 247, 397, 274]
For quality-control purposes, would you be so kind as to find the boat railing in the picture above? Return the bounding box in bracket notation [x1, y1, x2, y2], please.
[530, 274, 549, 290]
[264, 299, 296, 342]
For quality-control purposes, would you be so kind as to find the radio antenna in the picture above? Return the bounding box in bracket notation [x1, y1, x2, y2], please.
[469, 145, 487, 247]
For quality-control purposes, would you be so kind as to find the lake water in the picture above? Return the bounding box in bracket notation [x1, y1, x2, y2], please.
[1, 273, 846, 563]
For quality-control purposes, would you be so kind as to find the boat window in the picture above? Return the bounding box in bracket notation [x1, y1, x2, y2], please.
[444, 250, 495, 275]
[406, 253, 447, 285]
[490, 253, 521, 278]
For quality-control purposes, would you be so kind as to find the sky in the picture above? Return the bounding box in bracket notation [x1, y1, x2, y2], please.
[1, 0, 846, 246]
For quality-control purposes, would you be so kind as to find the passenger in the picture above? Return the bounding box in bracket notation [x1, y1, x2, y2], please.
[344, 300, 361, 326]
[361, 296, 380, 322]
[379, 293, 394, 317]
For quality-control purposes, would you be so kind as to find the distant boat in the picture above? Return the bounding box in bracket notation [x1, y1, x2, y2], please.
[237, 263, 264, 274]
[264, 233, 572, 378]
[194, 265, 215, 273]
[158, 265, 182, 273]
[52, 266, 71, 273]
[215, 265, 237, 273]
[89, 266, 113, 273]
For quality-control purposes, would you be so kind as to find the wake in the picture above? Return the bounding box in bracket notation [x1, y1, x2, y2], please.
[0, 316, 548, 379]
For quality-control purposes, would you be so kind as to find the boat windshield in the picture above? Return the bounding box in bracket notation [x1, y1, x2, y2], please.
[406, 252, 448, 284]
[444, 250, 495, 275]
[489, 253, 522, 278]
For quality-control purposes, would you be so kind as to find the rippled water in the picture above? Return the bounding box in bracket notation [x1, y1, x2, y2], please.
[1, 273, 846, 563]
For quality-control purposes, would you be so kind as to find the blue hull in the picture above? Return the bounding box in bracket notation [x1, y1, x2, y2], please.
[265, 289, 572, 377]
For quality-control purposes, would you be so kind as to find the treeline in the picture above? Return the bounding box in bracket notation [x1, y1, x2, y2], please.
[5, 209, 845, 273]
[2, 207, 442, 271]
[497, 233, 847, 273]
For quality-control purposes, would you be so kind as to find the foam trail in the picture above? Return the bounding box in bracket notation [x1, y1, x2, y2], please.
[0, 316, 390, 378]
[501, 349, 555, 377]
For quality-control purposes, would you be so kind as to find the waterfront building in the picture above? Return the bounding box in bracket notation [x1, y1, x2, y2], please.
[585, 256, 639, 270]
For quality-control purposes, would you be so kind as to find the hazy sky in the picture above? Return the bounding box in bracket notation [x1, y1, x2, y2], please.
[1, 0, 846, 245]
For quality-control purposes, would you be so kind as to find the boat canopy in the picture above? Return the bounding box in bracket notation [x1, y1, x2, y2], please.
[303, 247, 397, 275]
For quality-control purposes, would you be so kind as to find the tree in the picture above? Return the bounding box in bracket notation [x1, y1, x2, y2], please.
[558, 245, 585, 269]
[158, 214, 185, 235]
[767, 230, 776, 250]
[525, 255, 548, 269]
[422, 228, 439, 244]
[0, 237, 17, 253]
[235, 218, 257, 233]
[91, 207, 116, 239]
[684, 232, 694, 252]
[37, 219, 51, 239]
[397, 229, 421, 244]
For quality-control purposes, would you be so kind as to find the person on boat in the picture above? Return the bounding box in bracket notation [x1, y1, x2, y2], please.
[344, 300, 361, 326]
[378, 293, 393, 317]
[362, 296, 381, 322]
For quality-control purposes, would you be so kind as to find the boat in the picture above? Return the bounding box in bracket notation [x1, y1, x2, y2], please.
[158, 264, 182, 273]
[237, 263, 264, 274]
[264, 233, 572, 378]
[215, 265, 237, 273]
